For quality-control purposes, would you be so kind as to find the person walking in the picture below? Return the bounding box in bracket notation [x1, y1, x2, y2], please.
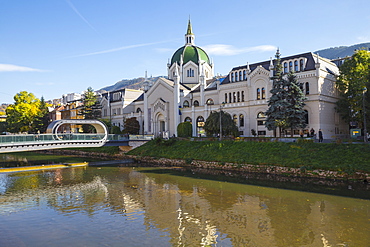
[318, 129, 323, 143]
[310, 128, 315, 137]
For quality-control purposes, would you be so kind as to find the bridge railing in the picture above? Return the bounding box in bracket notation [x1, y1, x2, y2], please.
[0, 133, 106, 144]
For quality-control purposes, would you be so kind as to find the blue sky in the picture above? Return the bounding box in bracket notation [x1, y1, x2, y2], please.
[1, 0, 369, 104]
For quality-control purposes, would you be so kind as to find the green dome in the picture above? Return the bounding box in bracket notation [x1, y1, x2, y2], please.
[171, 45, 210, 66]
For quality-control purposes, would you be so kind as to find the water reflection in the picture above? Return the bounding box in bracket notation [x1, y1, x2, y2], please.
[0, 167, 369, 247]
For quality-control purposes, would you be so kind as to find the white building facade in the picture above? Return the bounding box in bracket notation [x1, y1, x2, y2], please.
[121, 21, 348, 140]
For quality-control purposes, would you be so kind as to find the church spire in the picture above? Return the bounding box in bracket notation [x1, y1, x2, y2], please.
[185, 18, 195, 45]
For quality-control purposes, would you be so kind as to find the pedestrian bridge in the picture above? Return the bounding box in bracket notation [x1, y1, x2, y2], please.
[0, 119, 153, 153]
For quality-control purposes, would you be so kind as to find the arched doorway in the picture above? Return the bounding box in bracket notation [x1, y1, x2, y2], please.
[155, 113, 166, 138]
[196, 116, 205, 137]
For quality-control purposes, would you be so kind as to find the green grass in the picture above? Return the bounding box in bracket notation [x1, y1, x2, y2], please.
[127, 139, 370, 173]
[66, 146, 120, 155]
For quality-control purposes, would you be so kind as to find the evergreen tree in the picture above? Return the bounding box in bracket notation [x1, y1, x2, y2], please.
[284, 72, 307, 136]
[177, 122, 192, 137]
[32, 96, 51, 133]
[204, 110, 239, 137]
[335, 49, 370, 131]
[265, 50, 290, 137]
[80, 87, 102, 119]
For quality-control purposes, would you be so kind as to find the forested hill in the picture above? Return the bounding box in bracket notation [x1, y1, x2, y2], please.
[315, 42, 370, 60]
[99, 76, 162, 92]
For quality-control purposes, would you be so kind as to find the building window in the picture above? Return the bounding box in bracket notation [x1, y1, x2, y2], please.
[193, 100, 199, 107]
[241, 91, 245, 102]
[262, 87, 266, 99]
[294, 60, 298, 71]
[239, 114, 244, 127]
[117, 108, 121, 115]
[258, 131, 266, 136]
[304, 110, 309, 124]
[197, 116, 205, 137]
[257, 120, 266, 125]
[239, 71, 242, 81]
[229, 93, 232, 103]
[305, 82, 310, 95]
[243, 70, 247, 80]
[225, 93, 227, 103]
[284, 62, 288, 73]
[233, 92, 236, 103]
[187, 68, 194, 77]
[103, 109, 107, 117]
[206, 98, 214, 105]
[231, 73, 234, 82]
[300, 59, 304, 71]
[237, 91, 240, 102]
[257, 88, 261, 100]
[183, 100, 190, 108]
[289, 61, 293, 71]
[184, 117, 192, 123]
[136, 108, 142, 113]
[233, 115, 238, 126]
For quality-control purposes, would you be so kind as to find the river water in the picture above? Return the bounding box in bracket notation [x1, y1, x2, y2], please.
[0, 154, 369, 246]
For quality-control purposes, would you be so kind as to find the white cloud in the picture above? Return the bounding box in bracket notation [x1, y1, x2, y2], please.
[203, 44, 276, 56]
[0, 64, 44, 72]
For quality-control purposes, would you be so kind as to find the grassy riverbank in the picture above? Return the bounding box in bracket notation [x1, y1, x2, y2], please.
[127, 139, 370, 174]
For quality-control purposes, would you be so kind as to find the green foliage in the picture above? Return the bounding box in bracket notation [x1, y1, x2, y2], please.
[6, 91, 41, 133]
[177, 122, 192, 137]
[266, 51, 306, 136]
[80, 87, 102, 121]
[128, 140, 370, 173]
[32, 96, 51, 133]
[204, 110, 239, 137]
[111, 125, 122, 134]
[335, 49, 370, 131]
[153, 137, 177, 146]
[123, 117, 140, 134]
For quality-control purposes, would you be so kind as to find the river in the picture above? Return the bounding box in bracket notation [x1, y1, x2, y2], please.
[0, 153, 369, 246]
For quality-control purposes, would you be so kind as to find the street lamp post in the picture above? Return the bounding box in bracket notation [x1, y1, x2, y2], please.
[363, 87, 368, 143]
[219, 102, 225, 141]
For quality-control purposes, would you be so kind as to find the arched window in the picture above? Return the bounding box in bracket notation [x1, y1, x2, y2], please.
[184, 117, 192, 123]
[284, 62, 288, 73]
[183, 100, 190, 108]
[304, 110, 309, 124]
[289, 61, 293, 71]
[233, 92, 236, 102]
[235, 72, 238, 82]
[206, 98, 214, 105]
[229, 93, 232, 103]
[224, 93, 227, 103]
[233, 114, 238, 126]
[257, 112, 266, 126]
[257, 88, 261, 100]
[237, 91, 240, 102]
[241, 91, 245, 102]
[300, 59, 304, 71]
[196, 116, 205, 137]
[239, 114, 244, 127]
[294, 60, 298, 71]
[239, 71, 242, 81]
[305, 82, 310, 95]
[136, 108, 142, 113]
[262, 87, 266, 99]
[243, 70, 247, 80]
[193, 100, 199, 107]
[231, 73, 234, 82]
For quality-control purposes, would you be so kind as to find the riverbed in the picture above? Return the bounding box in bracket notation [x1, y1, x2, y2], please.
[0, 153, 369, 246]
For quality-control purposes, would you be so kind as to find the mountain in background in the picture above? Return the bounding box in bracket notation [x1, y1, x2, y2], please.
[99, 76, 163, 92]
[315, 42, 370, 60]
[98, 42, 370, 92]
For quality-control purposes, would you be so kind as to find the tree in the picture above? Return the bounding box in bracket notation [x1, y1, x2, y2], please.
[32, 96, 51, 133]
[335, 49, 370, 131]
[204, 110, 238, 137]
[6, 91, 40, 133]
[80, 87, 102, 119]
[177, 122, 192, 137]
[265, 50, 290, 137]
[123, 117, 140, 134]
[284, 72, 307, 136]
